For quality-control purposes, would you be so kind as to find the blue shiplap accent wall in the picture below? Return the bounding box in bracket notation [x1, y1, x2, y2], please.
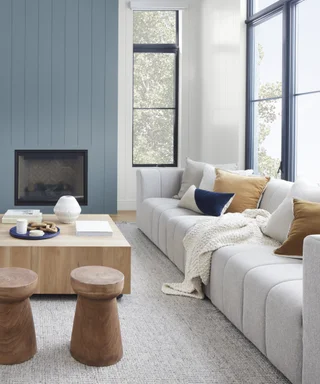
[0, 0, 118, 213]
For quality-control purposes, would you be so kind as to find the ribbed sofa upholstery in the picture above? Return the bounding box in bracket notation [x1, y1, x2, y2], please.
[136, 168, 317, 384]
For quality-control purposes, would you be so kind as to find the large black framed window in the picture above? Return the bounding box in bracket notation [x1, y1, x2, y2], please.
[246, 0, 319, 181]
[132, 11, 179, 167]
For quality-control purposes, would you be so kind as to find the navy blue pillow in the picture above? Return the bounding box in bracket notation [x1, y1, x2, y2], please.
[194, 189, 235, 216]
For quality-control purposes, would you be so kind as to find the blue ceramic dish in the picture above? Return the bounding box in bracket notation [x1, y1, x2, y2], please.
[9, 226, 60, 240]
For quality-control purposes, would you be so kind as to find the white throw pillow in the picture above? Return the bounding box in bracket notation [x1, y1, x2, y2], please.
[178, 185, 203, 213]
[199, 164, 254, 191]
[263, 179, 320, 243]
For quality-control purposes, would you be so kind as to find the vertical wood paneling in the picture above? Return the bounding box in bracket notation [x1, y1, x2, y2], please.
[104, 0, 118, 212]
[51, 0, 65, 146]
[65, 0, 79, 145]
[38, 0, 52, 147]
[90, 0, 106, 210]
[25, 0, 39, 146]
[78, 0, 92, 147]
[11, 0, 26, 147]
[0, 0, 12, 148]
[0, 0, 118, 213]
[91, 0, 106, 147]
[0, 1, 14, 208]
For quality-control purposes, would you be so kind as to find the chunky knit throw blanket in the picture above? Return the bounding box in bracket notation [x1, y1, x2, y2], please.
[162, 209, 280, 299]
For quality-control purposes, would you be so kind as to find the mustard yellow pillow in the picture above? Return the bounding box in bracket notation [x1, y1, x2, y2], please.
[275, 199, 320, 257]
[213, 169, 270, 213]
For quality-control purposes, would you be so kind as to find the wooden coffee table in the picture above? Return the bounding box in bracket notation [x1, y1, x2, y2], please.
[0, 215, 131, 294]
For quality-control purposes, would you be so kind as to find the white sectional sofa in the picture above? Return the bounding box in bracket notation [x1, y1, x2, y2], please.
[136, 168, 320, 384]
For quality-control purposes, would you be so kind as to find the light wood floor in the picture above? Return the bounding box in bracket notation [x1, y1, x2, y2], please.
[110, 211, 136, 223]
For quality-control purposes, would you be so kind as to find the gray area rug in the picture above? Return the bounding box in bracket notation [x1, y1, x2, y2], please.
[0, 223, 290, 384]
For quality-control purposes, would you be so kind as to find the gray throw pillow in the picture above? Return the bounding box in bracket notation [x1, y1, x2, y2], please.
[174, 158, 237, 199]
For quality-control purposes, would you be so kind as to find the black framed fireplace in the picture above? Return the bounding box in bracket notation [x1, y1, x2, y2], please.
[15, 150, 88, 206]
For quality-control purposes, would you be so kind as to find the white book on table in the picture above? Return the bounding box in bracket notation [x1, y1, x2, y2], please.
[75, 220, 113, 236]
[2, 209, 42, 224]
[4, 209, 41, 216]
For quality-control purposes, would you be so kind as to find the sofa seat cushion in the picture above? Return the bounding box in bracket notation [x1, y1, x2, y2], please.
[166, 215, 210, 272]
[265, 280, 303, 384]
[158, 207, 201, 255]
[242, 263, 302, 356]
[137, 198, 179, 241]
[208, 244, 269, 308]
[207, 245, 302, 334]
[137, 198, 199, 253]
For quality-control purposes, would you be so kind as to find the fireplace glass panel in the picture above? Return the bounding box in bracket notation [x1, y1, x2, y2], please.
[15, 150, 87, 206]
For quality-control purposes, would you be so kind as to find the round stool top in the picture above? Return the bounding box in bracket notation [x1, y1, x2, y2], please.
[71, 266, 124, 299]
[0, 267, 38, 301]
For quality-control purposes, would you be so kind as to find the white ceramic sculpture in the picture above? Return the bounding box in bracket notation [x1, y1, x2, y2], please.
[54, 195, 81, 224]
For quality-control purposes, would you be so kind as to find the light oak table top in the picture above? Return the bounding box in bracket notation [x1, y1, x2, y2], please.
[0, 214, 130, 248]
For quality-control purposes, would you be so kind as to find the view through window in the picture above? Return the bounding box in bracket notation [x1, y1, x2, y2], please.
[132, 11, 179, 166]
[251, 13, 282, 178]
[295, 0, 320, 180]
[246, 0, 320, 181]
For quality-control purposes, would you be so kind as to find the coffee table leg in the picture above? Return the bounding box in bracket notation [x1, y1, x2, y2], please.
[0, 298, 37, 365]
[70, 295, 123, 366]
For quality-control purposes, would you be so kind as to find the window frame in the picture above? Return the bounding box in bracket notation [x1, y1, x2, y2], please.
[132, 11, 180, 167]
[245, 0, 304, 181]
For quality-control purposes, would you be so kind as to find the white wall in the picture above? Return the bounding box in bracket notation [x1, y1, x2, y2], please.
[198, 0, 247, 168]
[118, 0, 135, 211]
[117, 0, 247, 210]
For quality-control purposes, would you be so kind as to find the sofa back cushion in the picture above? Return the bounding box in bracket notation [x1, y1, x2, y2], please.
[213, 169, 270, 213]
[259, 179, 293, 213]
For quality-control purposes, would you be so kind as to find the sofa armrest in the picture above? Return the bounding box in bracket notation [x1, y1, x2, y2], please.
[136, 167, 183, 208]
[136, 167, 184, 202]
[136, 168, 183, 235]
[303, 235, 320, 384]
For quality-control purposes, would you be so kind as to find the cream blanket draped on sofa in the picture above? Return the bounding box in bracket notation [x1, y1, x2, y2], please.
[162, 209, 280, 299]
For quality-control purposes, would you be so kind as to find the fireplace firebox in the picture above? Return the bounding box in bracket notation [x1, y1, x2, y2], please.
[15, 150, 88, 206]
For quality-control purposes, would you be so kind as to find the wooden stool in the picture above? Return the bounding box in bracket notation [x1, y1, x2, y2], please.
[70, 266, 124, 366]
[0, 267, 38, 364]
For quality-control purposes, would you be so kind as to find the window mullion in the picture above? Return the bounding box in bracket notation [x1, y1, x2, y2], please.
[133, 44, 178, 54]
[289, 3, 297, 181]
[247, 0, 253, 18]
[251, 96, 282, 102]
[245, 25, 255, 169]
[173, 36, 179, 166]
[247, 0, 298, 23]
[281, 2, 295, 181]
